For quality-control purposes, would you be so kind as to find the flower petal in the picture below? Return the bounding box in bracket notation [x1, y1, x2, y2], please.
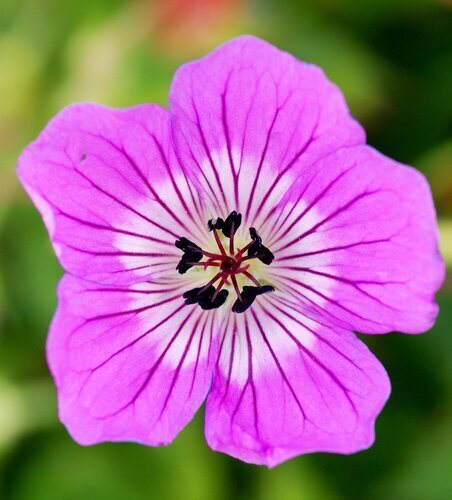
[205, 298, 390, 467]
[49, 274, 219, 445]
[266, 145, 445, 334]
[18, 104, 208, 285]
[169, 35, 364, 222]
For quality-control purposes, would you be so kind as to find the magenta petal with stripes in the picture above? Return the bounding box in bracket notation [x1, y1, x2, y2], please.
[18, 35, 444, 466]
[48, 274, 219, 445]
[206, 302, 390, 466]
[17, 103, 206, 285]
[266, 145, 445, 335]
[170, 36, 365, 219]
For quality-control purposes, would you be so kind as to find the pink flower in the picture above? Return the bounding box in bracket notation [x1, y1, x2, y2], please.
[17, 36, 444, 467]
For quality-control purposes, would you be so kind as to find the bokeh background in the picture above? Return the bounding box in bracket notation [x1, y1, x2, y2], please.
[1, 0, 452, 499]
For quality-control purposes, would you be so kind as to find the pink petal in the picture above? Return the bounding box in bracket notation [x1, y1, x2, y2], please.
[267, 145, 445, 334]
[48, 274, 219, 445]
[205, 298, 390, 467]
[18, 104, 208, 284]
[169, 35, 365, 222]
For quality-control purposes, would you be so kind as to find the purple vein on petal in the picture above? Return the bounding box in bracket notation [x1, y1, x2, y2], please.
[276, 275, 390, 328]
[254, 305, 359, 417]
[220, 70, 239, 208]
[174, 130, 223, 214]
[189, 312, 212, 397]
[81, 295, 181, 327]
[252, 101, 320, 224]
[86, 307, 198, 418]
[272, 266, 404, 310]
[146, 130, 211, 241]
[268, 163, 358, 249]
[275, 189, 386, 253]
[277, 237, 398, 261]
[218, 315, 237, 405]
[244, 86, 297, 220]
[58, 158, 180, 244]
[83, 130, 194, 235]
[265, 297, 375, 385]
[250, 309, 308, 426]
[245, 316, 260, 438]
[62, 244, 176, 259]
[158, 312, 205, 419]
[229, 315, 260, 436]
[40, 191, 179, 245]
[190, 94, 228, 210]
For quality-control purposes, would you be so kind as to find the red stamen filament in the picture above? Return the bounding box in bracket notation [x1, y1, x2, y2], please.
[240, 255, 257, 262]
[234, 264, 250, 274]
[242, 270, 261, 287]
[187, 261, 222, 269]
[235, 240, 253, 256]
[213, 229, 227, 256]
[212, 275, 228, 301]
[201, 249, 225, 259]
[198, 272, 222, 294]
[230, 275, 242, 301]
[229, 222, 235, 255]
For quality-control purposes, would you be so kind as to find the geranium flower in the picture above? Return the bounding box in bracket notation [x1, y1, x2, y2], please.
[18, 36, 444, 467]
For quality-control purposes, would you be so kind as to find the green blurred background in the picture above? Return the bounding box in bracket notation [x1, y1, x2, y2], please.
[1, 0, 451, 499]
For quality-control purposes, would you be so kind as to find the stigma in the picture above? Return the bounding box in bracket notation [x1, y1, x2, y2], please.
[175, 211, 275, 313]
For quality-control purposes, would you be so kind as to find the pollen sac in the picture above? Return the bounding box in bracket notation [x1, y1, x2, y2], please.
[183, 286, 229, 310]
[200, 289, 229, 310]
[176, 254, 202, 274]
[232, 285, 275, 313]
[222, 211, 242, 238]
[183, 286, 211, 305]
[247, 228, 275, 265]
[248, 227, 262, 255]
[256, 246, 274, 265]
[207, 217, 224, 231]
[175, 237, 202, 254]
[175, 237, 203, 274]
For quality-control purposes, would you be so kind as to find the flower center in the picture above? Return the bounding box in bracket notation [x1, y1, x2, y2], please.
[175, 211, 275, 313]
[220, 257, 238, 274]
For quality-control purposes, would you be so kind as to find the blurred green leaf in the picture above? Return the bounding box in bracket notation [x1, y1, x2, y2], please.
[0, 378, 56, 456]
[418, 141, 452, 216]
[371, 414, 452, 500]
[0, 204, 61, 378]
[256, 460, 338, 500]
[2, 414, 228, 500]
